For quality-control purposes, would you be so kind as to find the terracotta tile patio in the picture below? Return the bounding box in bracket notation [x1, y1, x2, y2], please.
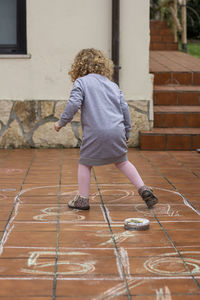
[0, 148, 200, 299]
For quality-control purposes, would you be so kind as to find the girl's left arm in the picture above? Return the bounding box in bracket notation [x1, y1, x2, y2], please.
[119, 91, 131, 140]
[57, 80, 84, 128]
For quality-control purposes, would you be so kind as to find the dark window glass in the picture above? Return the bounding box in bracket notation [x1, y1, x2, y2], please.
[0, 0, 26, 54]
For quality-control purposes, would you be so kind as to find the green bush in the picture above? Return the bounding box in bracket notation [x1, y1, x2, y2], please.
[150, 0, 200, 40]
[187, 0, 200, 40]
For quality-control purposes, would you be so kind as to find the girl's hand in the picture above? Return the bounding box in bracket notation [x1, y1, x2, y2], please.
[54, 122, 62, 132]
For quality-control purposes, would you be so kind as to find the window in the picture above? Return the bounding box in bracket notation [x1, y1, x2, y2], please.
[0, 0, 26, 54]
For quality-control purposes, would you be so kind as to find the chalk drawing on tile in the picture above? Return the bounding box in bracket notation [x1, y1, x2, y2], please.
[21, 251, 96, 275]
[33, 207, 85, 222]
[61, 190, 78, 196]
[0, 200, 20, 255]
[153, 186, 200, 216]
[120, 247, 131, 278]
[135, 203, 179, 217]
[156, 286, 172, 300]
[91, 189, 132, 203]
[100, 205, 112, 223]
[144, 251, 200, 276]
[0, 188, 16, 192]
[0, 168, 23, 175]
[0, 194, 7, 201]
[97, 231, 135, 246]
[92, 278, 145, 300]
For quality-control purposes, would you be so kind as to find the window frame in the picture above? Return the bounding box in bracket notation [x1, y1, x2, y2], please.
[0, 0, 27, 54]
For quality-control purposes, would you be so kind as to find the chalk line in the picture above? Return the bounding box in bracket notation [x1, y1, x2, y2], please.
[100, 205, 112, 224]
[114, 248, 123, 280]
[0, 200, 20, 255]
[5, 244, 200, 251]
[120, 247, 131, 278]
[156, 286, 172, 300]
[0, 275, 199, 281]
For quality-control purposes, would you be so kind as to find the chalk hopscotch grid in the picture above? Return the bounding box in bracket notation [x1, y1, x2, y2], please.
[140, 151, 200, 291]
[52, 148, 64, 300]
[0, 150, 36, 255]
[92, 167, 132, 300]
[1, 186, 200, 256]
[0, 150, 200, 299]
[1, 188, 200, 299]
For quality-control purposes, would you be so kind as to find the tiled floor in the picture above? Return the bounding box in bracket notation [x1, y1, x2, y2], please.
[150, 51, 200, 73]
[0, 148, 200, 299]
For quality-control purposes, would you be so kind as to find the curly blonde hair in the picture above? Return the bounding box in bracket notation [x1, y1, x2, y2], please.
[68, 48, 114, 82]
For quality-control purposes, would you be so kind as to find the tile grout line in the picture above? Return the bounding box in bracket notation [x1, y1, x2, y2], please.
[52, 149, 63, 300]
[139, 152, 177, 191]
[0, 150, 36, 254]
[140, 152, 200, 290]
[151, 209, 200, 290]
[142, 150, 200, 217]
[92, 167, 132, 300]
[168, 152, 200, 179]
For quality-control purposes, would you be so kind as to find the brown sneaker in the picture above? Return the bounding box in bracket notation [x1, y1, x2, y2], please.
[68, 195, 90, 210]
[138, 185, 158, 209]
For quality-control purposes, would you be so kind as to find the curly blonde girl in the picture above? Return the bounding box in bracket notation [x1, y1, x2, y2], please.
[68, 48, 114, 82]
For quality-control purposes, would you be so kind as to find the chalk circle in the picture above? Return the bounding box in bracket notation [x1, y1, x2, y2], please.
[124, 218, 150, 231]
[134, 203, 179, 217]
[22, 261, 95, 275]
[33, 207, 85, 221]
[91, 189, 133, 203]
[0, 194, 7, 201]
[22, 251, 95, 275]
[144, 252, 200, 276]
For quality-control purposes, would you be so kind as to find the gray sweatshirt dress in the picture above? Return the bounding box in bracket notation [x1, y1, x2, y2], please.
[58, 73, 131, 166]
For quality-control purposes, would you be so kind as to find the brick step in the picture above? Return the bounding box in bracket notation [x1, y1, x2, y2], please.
[154, 85, 200, 105]
[150, 21, 177, 51]
[151, 28, 173, 36]
[151, 35, 174, 43]
[154, 106, 200, 128]
[140, 128, 200, 150]
[150, 20, 169, 30]
[153, 71, 200, 85]
[150, 42, 178, 51]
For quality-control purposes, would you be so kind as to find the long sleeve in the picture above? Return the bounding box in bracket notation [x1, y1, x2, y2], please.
[120, 91, 131, 139]
[58, 80, 84, 127]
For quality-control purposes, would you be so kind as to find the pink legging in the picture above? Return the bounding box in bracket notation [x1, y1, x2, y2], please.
[78, 161, 144, 197]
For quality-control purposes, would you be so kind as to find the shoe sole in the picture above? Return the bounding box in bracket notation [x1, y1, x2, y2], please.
[68, 204, 90, 210]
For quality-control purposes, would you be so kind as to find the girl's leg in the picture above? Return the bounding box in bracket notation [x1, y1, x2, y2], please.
[78, 163, 92, 197]
[68, 163, 91, 210]
[115, 160, 158, 209]
[115, 161, 144, 189]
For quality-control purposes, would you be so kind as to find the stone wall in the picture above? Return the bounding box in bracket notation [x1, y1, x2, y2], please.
[0, 100, 152, 148]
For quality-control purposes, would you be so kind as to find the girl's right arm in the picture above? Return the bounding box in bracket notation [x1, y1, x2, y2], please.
[57, 80, 84, 128]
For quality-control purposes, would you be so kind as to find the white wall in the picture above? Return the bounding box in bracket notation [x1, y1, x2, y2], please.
[0, 0, 152, 102]
[120, 0, 152, 101]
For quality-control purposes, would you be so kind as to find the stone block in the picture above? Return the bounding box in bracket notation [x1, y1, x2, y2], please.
[14, 101, 39, 132]
[54, 101, 66, 119]
[32, 122, 77, 148]
[128, 101, 150, 147]
[0, 120, 28, 148]
[54, 100, 80, 123]
[0, 100, 13, 125]
[41, 101, 54, 118]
